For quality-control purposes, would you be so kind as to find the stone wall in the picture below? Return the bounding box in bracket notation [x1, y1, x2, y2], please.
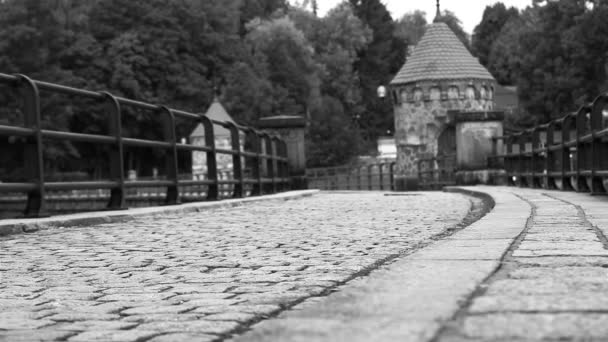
[391, 79, 496, 177]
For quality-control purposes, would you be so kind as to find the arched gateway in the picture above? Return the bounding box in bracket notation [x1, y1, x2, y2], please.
[389, 12, 499, 189]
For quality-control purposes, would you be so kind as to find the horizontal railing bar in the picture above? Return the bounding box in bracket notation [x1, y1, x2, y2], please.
[124, 180, 175, 188]
[42, 130, 116, 144]
[0, 183, 37, 192]
[122, 137, 172, 149]
[45, 181, 118, 191]
[0, 125, 34, 137]
[36, 81, 104, 99]
[175, 144, 213, 153]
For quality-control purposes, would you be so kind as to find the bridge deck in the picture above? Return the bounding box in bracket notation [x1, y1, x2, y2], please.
[1, 187, 607, 341]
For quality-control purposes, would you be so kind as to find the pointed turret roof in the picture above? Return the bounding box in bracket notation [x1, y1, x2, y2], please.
[390, 22, 494, 85]
[190, 97, 235, 138]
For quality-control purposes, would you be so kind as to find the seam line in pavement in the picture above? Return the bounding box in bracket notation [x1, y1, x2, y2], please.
[542, 192, 608, 250]
[429, 190, 537, 342]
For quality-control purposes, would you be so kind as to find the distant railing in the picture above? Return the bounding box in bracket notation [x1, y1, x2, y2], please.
[489, 92, 608, 193]
[0, 73, 290, 217]
[417, 154, 456, 190]
[307, 162, 396, 191]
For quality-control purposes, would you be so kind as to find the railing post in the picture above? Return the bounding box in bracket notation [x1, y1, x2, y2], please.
[561, 116, 574, 191]
[532, 128, 543, 188]
[590, 97, 606, 194]
[160, 106, 180, 204]
[575, 108, 588, 192]
[390, 162, 396, 191]
[357, 166, 362, 190]
[201, 116, 219, 200]
[518, 133, 526, 187]
[16, 74, 47, 217]
[247, 129, 263, 196]
[378, 163, 384, 191]
[367, 165, 373, 190]
[545, 122, 556, 189]
[227, 122, 244, 198]
[264, 134, 277, 194]
[102, 92, 126, 210]
[281, 139, 290, 190]
[417, 159, 423, 188]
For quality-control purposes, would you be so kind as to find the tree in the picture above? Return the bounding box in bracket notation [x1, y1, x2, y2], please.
[246, 16, 321, 117]
[349, 0, 406, 145]
[486, 8, 535, 85]
[290, 2, 372, 165]
[435, 10, 470, 50]
[307, 96, 361, 167]
[472, 3, 519, 68]
[394, 10, 427, 47]
[517, 0, 590, 122]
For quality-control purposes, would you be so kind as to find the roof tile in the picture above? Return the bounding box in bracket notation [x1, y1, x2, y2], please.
[390, 22, 495, 85]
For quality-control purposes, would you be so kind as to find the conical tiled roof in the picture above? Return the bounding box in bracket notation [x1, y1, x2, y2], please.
[189, 97, 235, 138]
[391, 22, 494, 85]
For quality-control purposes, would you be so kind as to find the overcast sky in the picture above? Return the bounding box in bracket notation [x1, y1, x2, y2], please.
[315, 0, 533, 34]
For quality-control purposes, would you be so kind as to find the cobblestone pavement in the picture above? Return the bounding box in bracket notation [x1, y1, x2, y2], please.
[436, 188, 608, 342]
[230, 187, 608, 342]
[0, 192, 472, 342]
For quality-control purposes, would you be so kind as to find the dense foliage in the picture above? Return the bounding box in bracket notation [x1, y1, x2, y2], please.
[0, 0, 408, 178]
[474, 0, 608, 125]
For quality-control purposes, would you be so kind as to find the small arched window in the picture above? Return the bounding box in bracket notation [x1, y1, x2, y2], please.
[448, 86, 459, 100]
[465, 86, 476, 100]
[430, 87, 441, 101]
[413, 88, 423, 102]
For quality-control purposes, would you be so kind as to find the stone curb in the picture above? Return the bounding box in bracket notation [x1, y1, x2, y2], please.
[444, 186, 496, 210]
[0, 190, 320, 237]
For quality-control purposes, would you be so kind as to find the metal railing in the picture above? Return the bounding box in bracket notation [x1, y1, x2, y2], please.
[307, 162, 396, 191]
[417, 154, 456, 190]
[0, 73, 290, 217]
[489, 92, 608, 193]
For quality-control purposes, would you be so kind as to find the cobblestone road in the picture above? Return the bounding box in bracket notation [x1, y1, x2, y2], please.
[0, 192, 471, 342]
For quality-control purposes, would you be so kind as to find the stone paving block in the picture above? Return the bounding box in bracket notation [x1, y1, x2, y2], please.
[231, 317, 440, 342]
[204, 312, 256, 323]
[67, 329, 158, 342]
[469, 292, 608, 312]
[410, 240, 513, 260]
[462, 313, 608, 340]
[120, 313, 207, 323]
[147, 333, 218, 342]
[514, 256, 608, 267]
[136, 320, 240, 334]
[0, 329, 76, 342]
[508, 266, 608, 279]
[46, 312, 122, 321]
[0, 318, 55, 330]
[120, 304, 193, 315]
[52, 320, 138, 331]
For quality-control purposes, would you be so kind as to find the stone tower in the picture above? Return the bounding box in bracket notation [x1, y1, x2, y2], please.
[389, 21, 497, 187]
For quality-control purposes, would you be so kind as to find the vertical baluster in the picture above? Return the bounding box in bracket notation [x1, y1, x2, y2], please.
[17, 75, 47, 217]
[201, 116, 218, 200]
[378, 163, 384, 191]
[545, 122, 555, 189]
[102, 92, 126, 210]
[227, 122, 244, 198]
[159, 106, 180, 204]
[266, 135, 277, 194]
[390, 162, 395, 191]
[575, 108, 588, 192]
[590, 97, 606, 194]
